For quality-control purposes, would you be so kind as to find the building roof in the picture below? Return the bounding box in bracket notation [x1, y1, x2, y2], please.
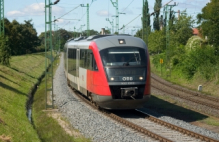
[193, 28, 199, 35]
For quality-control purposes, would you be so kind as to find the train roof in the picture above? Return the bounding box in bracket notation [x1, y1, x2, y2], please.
[66, 34, 131, 42]
[65, 34, 147, 50]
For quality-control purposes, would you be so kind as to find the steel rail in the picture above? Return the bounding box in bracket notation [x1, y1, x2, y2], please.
[135, 110, 219, 142]
[68, 83, 219, 142]
[151, 76, 219, 110]
[151, 74, 219, 103]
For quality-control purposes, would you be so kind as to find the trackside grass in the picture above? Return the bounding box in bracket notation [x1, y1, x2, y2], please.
[0, 53, 89, 142]
[150, 56, 219, 97]
[150, 56, 219, 128]
[0, 53, 45, 142]
[32, 56, 90, 142]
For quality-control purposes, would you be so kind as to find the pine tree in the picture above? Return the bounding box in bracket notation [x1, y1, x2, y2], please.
[142, 0, 150, 29]
[142, 0, 151, 44]
[153, 0, 162, 31]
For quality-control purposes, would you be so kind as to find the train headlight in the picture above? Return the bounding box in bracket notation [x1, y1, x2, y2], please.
[118, 39, 126, 44]
[110, 77, 114, 81]
[139, 76, 143, 80]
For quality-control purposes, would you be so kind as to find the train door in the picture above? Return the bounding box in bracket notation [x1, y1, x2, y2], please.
[76, 48, 80, 90]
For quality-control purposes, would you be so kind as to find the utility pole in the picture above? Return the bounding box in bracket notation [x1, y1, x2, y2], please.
[58, 27, 61, 54]
[163, 2, 176, 77]
[45, 0, 60, 109]
[106, 18, 114, 34]
[77, 24, 85, 36]
[110, 0, 119, 34]
[142, 0, 144, 40]
[54, 16, 57, 52]
[0, 0, 4, 35]
[80, 3, 90, 36]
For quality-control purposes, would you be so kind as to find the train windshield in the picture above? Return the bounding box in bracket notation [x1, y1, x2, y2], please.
[100, 47, 146, 66]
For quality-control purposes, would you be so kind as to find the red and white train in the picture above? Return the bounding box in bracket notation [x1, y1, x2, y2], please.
[64, 34, 151, 109]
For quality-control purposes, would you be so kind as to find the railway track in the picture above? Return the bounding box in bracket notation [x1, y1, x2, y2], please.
[70, 86, 219, 142]
[151, 73, 219, 111]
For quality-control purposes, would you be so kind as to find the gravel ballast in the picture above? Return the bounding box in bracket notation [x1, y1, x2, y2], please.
[53, 54, 219, 142]
[53, 55, 155, 142]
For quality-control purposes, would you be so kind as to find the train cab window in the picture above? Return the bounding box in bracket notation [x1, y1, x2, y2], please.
[100, 47, 146, 66]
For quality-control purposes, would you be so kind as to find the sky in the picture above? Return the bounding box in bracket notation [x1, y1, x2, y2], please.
[5, 0, 210, 36]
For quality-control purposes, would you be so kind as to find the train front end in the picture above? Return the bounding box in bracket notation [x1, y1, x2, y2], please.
[92, 36, 151, 109]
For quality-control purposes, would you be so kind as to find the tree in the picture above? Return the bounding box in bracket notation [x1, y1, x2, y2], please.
[197, 0, 219, 46]
[142, 0, 150, 29]
[4, 18, 40, 55]
[7, 20, 23, 55]
[153, 0, 162, 31]
[141, 0, 151, 44]
[170, 13, 194, 46]
[89, 29, 99, 35]
[21, 20, 40, 54]
[148, 30, 165, 54]
[134, 29, 142, 37]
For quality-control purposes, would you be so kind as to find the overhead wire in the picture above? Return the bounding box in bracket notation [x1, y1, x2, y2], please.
[120, 14, 141, 30]
[56, 5, 81, 20]
[35, 0, 42, 10]
[59, 21, 71, 29]
[122, 0, 134, 13]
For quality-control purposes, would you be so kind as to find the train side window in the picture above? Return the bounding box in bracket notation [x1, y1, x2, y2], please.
[79, 49, 97, 71]
[68, 48, 77, 76]
[80, 49, 86, 68]
[86, 50, 91, 69]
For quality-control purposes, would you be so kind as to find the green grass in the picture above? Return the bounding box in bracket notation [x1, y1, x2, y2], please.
[0, 53, 90, 142]
[201, 118, 219, 126]
[144, 95, 209, 122]
[150, 55, 219, 97]
[0, 53, 45, 142]
[32, 57, 90, 142]
[32, 75, 90, 142]
[150, 55, 219, 127]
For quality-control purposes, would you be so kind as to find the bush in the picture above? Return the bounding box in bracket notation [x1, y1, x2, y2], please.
[152, 53, 166, 68]
[180, 45, 218, 80]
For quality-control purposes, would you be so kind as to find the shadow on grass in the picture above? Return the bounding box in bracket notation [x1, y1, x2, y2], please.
[142, 95, 208, 122]
[0, 82, 26, 96]
[0, 74, 21, 86]
[10, 67, 36, 80]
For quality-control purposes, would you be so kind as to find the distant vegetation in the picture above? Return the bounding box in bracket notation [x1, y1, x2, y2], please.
[0, 17, 109, 66]
[135, 0, 219, 82]
[0, 0, 218, 81]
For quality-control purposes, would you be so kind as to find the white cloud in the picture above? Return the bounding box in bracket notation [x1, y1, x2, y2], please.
[96, 10, 112, 17]
[52, 5, 65, 16]
[7, 11, 25, 17]
[56, 18, 65, 23]
[22, 3, 44, 15]
[6, 3, 64, 17]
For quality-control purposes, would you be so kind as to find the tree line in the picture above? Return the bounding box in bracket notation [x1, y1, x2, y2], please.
[0, 17, 107, 66]
[136, 0, 219, 80]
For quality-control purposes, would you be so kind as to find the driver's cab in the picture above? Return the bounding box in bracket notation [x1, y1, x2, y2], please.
[100, 47, 144, 66]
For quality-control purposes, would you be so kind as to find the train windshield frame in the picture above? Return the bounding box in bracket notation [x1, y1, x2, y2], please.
[100, 47, 147, 67]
